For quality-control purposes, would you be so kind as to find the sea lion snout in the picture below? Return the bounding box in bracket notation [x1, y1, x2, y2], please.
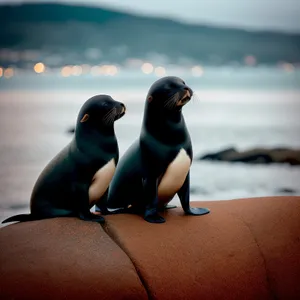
[120, 103, 126, 114]
[115, 102, 126, 120]
[177, 87, 193, 106]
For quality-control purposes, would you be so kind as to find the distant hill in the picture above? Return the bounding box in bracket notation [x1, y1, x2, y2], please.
[0, 3, 300, 66]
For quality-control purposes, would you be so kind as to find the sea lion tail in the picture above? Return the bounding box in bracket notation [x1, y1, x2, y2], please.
[2, 214, 34, 224]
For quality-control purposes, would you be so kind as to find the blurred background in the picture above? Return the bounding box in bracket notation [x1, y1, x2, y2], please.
[0, 0, 299, 222]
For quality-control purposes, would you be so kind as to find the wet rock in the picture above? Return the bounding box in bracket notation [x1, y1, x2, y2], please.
[199, 147, 237, 161]
[276, 188, 297, 194]
[198, 147, 300, 165]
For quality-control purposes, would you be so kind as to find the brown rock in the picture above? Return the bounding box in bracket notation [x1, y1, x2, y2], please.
[104, 196, 300, 300]
[0, 218, 147, 300]
[1, 196, 300, 300]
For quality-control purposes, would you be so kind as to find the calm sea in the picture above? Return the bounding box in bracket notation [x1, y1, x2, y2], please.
[0, 66, 299, 224]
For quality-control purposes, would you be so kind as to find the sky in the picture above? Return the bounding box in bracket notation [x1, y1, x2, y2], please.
[1, 0, 300, 33]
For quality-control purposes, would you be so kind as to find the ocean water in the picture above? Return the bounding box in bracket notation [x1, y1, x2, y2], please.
[0, 67, 300, 224]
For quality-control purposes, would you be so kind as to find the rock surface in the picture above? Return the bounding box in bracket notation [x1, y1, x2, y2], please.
[0, 218, 147, 300]
[1, 196, 300, 300]
[198, 147, 300, 165]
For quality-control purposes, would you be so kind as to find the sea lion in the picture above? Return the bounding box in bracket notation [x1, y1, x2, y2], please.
[104, 76, 210, 223]
[2, 95, 126, 224]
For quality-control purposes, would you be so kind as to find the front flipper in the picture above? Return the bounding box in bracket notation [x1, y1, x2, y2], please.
[73, 182, 105, 223]
[144, 209, 165, 223]
[178, 172, 210, 216]
[143, 177, 165, 223]
[185, 207, 211, 215]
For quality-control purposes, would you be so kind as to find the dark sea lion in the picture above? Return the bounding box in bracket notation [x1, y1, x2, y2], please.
[2, 95, 126, 224]
[105, 76, 210, 223]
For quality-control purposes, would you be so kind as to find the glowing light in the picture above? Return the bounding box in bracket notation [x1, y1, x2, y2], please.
[34, 62, 45, 74]
[191, 65, 204, 77]
[90, 65, 118, 76]
[141, 62, 154, 74]
[244, 55, 256, 66]
[281, 63, 295, 73]
[0, 67, 3, 77]
[91, 65, 101, 76]
[100, 65, 109, 75]
[154, 66, 166, 77]
[72, 65, 82, 76]
[105, 65, 118, 76]
[125, 58, 143, 68]
[81, 64, 91, 74]
[4, 68, 14, 78]
[61, 66, 72, 77]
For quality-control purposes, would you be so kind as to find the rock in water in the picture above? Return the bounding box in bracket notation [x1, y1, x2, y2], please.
[198, 147, 300, 165]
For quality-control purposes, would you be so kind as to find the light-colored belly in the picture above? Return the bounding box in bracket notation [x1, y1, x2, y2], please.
[158, 149, 191, 202]
[89, 159, 116, 206]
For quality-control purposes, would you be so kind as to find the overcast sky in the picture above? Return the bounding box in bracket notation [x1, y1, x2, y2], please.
[1, 0, 300, 33]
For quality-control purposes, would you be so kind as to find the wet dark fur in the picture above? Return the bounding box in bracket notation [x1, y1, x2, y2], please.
[104, 76, 210, 223]
[2, 95, 125, 224]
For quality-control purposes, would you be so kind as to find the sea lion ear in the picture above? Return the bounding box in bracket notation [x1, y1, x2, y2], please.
[80, 114, 90, 123]
[148, 96, 153, 102]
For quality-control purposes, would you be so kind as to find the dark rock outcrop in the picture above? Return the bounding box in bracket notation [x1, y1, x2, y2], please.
[198, 147, 300, 165]
[276, 188, 297, 194]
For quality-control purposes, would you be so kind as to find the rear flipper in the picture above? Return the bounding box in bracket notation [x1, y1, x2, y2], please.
[2, 209, 76, 224]
[2, 214, 34, 224]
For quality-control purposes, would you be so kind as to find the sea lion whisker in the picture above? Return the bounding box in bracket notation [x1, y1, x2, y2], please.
[109, 113, 116, 125]
[103, 108, 115, 123]
[170, 93, 181, 109]
[164, 93, 176, 106]
[106, 114, 115, 126]
[103, 109, 114, 119]
[168, 98, 177, 110]
[165, 92, 179, 109]
[105, 108, 118, 125]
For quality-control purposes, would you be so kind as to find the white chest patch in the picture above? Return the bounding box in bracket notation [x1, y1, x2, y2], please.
[88, 159, 116, 206]
[158, 149, 191, 202]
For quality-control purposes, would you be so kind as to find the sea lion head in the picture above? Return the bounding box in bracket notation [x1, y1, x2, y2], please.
[77, 94, 126, 130]
[146, 76, 193, 111]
